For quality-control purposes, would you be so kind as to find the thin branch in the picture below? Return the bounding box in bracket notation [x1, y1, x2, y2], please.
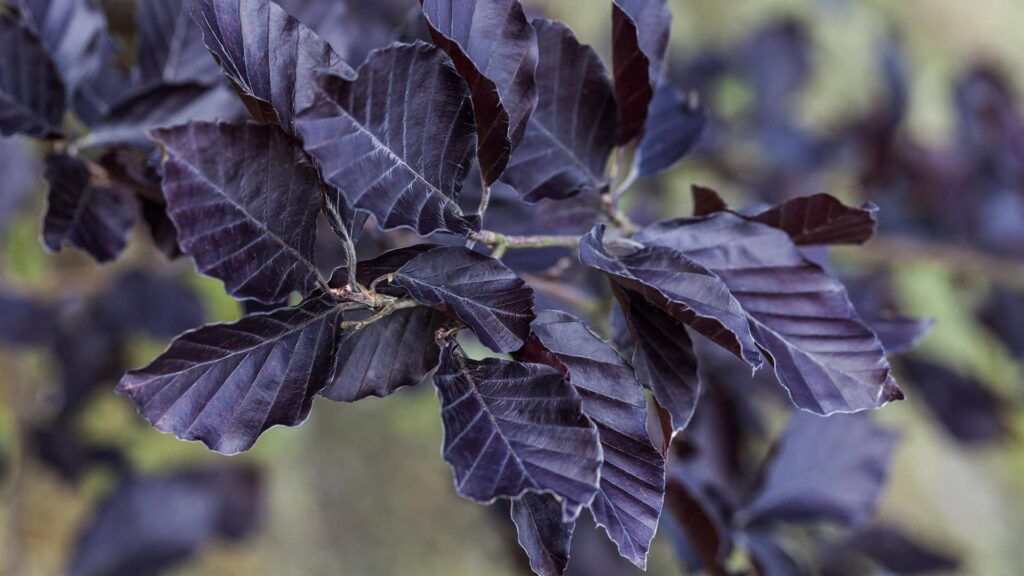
[611, 161, 639, 202]
[468, 230, 582, 256]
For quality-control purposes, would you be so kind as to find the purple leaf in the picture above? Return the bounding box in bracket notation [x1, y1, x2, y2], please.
[614, 289, 700, 434]
[737, 412, 897, 529]
[392, 246, 535, 353]
[901, 358, 1011, 444]
[518, 310, 664, 569]
[420, 0, 539, 184]
[152, 121, 325, 304]
[870, 315, 933, 355]
[636, 80, 708, 177]
[0, 290, 59, 346]
[611, 0, 671, 144]
[434, 341, 602, 519]
[832, 524, 959, 575]
[295, 43, 480, 237]
[68, 466, 261, 576]
[117, 294, 345, 454]
[511, 493, 574, 576]
[191, 0, 356, 131]
[579, 225, 762, 368]
[323, 307, 447, 401]
[500, 18, 616, 202]
[0, 13, 65, 137]
[79, 83, 244, 149]
[134, 0, 223, 86]
[691, 186, 879, 246]
[637, 214, 902, 414]
[743, 532, 807, 576]
[97, 269, 206, 339]
[980, 287, 1024, 360]
[42, 154, 137, 263]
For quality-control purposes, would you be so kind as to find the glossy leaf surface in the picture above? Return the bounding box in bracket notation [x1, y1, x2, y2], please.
[117, 294, 344, 454]
[152, 121, 325, 304]
[434, 342, 601, 519]
[295, 43, 480, 237]
[421, 0, 539, 184]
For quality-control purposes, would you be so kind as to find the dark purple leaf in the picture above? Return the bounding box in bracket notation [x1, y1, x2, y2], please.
[0, 136, 39, 235]
[278, 0, 420, 66]
[900, 358, 1011, 444]
[519, 310, 664, 569]
[420, 0, 539, 184]
[392, 246, 535, 353]
[0, 290, 59, 346]
[834, 524, 959, 575]
[614, 289, 700, 434]
[192, 0, 357, 131]
[636, 80, 708, 177]
[980, 287, 1024, 360]
[79, 83, 244, 149]
[433, 341, 601, 519]
[68, 466, 261, 576]
[31, 422, 124, 482]
[611, 0, 671, 144]
[152, 121, 325, 304]
[117, 294, 345, 454]
[52, 303, 124, 419]
[691, 186, 879, 246]
[15, 0, 116, 90]
[579, 225, 762, 367]
[744, 532, 807, 576]
[295, 43, 480, 237]
[42, 154, 137, 263]
[737, 412, 897, 529]
[323, 306, 447, 401]
[511, 493, 574, 576]
[97, 269, 205, 339]
[0, 13, 65, 137]
[500, 18, 616, 202]
[637, 214, 902, 414]
[134, 0, 223, 86]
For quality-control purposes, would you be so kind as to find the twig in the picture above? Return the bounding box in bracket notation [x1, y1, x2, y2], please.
[468, 230, 582, 256]
[611, 161, 639, 202]
[340, 298, 419, 331]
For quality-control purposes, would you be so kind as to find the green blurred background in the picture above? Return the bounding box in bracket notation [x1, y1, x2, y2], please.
[1, 0, 1022, 574]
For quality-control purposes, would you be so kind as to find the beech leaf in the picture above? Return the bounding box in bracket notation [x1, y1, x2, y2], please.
[295, 43, 480, 237]
[637, 213, 902, 414]
[500, 18, 616, 203]
[117, 294, 345, 455]
[511, 493, 574, 576]
[0, 14, 65, 138]
[611, 0, 671, 144]
[135, 0, 223, 86]
[420, 0, 539, 184]
[519, 310, 665, 569]
[434, 341, 602, 520]
[151, 121, 325, 304]
[392, 246, 535, 353]
[636, 81, 708, 177]
[579, 224, 762, 368]
[192, 0, 357, 131]
[42, 154, 137, 263]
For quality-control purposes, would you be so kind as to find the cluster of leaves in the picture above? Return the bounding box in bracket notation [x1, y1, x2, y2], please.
[672, 16, 1024, 448]
[0, 269, 263, 576]
[3, 0, 1001, 574]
